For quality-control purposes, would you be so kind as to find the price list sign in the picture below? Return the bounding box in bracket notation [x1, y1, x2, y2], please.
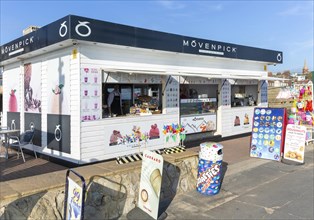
[250, 108, 286, 161]
[221, 80, 231, 106]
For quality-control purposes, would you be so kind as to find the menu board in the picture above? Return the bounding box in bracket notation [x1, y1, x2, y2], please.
[250, 108, 286, 161]
[165, 76, 179, 114]
[221, 80, 231, 106]
[81, 67, 102, 121]
[283, 124, 306, 163]
[260, 80, 268, 104]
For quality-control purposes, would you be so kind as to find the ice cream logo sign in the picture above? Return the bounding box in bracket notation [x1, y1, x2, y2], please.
[183, 39, 237, 56]
[197, 163, 220, 192]
[59, 20, 91, 38]
[1, 36, 35, 57]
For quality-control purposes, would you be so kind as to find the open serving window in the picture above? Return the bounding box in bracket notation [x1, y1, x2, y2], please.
[102, 72, 163, 118]
[231, 84, 258, 107]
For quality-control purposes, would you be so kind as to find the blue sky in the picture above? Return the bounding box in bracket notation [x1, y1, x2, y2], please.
[1, 0, 313, 73]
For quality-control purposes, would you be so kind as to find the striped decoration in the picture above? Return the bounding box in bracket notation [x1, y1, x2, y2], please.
[116, 150, 162, 164]
[163, 146, 186, 154]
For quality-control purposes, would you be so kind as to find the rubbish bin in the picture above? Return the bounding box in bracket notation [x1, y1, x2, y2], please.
[196, 142, 223, 195]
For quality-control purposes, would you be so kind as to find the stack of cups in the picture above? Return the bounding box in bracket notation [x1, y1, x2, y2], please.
[196, 142, 223, 195]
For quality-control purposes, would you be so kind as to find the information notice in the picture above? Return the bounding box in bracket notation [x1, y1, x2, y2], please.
[283, 124, 306, 163]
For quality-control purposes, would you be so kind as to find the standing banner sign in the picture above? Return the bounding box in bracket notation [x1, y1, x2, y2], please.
[138, 150, 164, 219]
[64, 169, 86, 220]
[283, 124, 306, 163]
[250, 108, 287, 161]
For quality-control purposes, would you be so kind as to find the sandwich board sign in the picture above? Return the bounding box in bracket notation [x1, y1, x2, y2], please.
[64, 169, 86, 220]
[138, 150, 164, 219]
[283, 124, 306, 164]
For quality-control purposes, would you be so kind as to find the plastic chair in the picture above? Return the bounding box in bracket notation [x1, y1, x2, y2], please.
[9, 130, 37, 162]
[0, 126, 8, 153]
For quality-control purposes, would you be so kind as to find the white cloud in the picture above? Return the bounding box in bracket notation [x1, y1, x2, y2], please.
[278, 2, 313, 17]
[208, 3, 223, 11]
[157, 0, 186, 10]
[291, 39, 314, 50]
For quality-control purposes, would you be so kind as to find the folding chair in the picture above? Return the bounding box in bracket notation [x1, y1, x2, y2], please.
[9, 130, 37, 162]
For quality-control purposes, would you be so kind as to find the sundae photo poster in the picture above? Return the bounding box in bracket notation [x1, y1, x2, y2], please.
[47, 57, 70, 115]
[138, 150, 164, 219]
[24, 63, 42, 113]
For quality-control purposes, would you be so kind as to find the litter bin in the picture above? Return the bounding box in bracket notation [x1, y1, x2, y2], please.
[196, 142, 223, 195]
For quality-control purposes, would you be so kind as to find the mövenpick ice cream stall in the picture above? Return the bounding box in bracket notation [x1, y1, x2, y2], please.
[0, 15, 283, 164]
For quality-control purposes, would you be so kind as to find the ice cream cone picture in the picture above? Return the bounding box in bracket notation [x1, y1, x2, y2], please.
[51, 84, 64, 114]
[138, 150, 163, 219]
[150, 169, 162, 197]
[9, 89, 17, 112]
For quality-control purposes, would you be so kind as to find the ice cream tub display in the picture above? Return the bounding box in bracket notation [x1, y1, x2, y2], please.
[197, 159, 223, 195]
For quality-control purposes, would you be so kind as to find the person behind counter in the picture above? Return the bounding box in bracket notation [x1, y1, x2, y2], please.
[107, 85, 123, 116]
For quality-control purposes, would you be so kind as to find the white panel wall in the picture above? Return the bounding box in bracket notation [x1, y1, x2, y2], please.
[80, 114, 179, 163]
[3, 47, 81, 163]
[80, 43, 264, 72]
[69, 47, 81, 160]
[220, 107, 255, 137]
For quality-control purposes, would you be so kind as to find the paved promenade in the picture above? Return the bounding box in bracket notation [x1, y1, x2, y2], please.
[1, 136, 313, 219]
[163, 143, 314, 219]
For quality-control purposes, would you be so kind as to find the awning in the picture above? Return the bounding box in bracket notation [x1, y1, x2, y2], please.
[101, 67, 289, 82]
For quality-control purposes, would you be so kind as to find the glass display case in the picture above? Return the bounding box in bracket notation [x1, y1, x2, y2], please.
[180, 98, 217, 115]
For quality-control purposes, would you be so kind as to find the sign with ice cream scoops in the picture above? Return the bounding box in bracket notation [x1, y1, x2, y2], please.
[283, 124, 306, 163]
[250, 107, 287, 161]
[138, 150, 163, 219]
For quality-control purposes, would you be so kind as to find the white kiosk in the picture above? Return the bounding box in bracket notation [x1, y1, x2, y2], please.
[0, 15, 283, 164]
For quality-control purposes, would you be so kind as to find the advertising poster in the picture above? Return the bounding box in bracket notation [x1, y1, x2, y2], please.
[232, 111, 253, 132]
[47, 57, 70, 115]
[65, 177, 83, 220]
[250, 108, 286, 161]
[6, 68, 20, 113]
[283, 124, 306, 163]
[138, 150, 163, 220]
[47, 57, 71, 153]
[81, 67, 101, 121]
[105, 121, 180, 154]
[181, 114, 216, 134]
[24, 63, 42, 113]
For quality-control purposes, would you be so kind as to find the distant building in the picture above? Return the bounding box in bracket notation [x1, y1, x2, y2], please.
[302, 59, 309, 74]
[296, 75, 306, 81]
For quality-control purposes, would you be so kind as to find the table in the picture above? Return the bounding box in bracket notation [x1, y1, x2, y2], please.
[0, 129, 20, 159]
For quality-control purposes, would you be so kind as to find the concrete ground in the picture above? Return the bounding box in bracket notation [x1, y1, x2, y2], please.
[162, 143, 314, 220]
[1, 135, 313, 220]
